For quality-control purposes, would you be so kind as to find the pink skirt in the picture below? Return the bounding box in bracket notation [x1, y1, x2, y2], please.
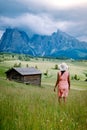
[58, 81, 69, 97]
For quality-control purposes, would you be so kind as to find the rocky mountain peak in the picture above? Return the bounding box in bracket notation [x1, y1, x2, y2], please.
[0, 28, 87, 59]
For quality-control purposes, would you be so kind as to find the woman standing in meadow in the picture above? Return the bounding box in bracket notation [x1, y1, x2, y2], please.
[54, 62, 70, 103]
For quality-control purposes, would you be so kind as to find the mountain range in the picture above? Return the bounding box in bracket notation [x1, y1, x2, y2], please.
[0, 28, 87, 59]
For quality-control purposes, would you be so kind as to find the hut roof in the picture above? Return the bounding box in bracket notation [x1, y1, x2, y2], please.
[6, 67, 42, 76]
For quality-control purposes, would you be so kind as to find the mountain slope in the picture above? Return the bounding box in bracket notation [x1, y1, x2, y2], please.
[0, 28, 36, 56]
[0, 28, 87, 59]
[29, 30, 87, 59]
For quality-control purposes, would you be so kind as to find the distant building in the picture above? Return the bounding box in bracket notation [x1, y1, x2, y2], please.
[5, 67, 42, 86]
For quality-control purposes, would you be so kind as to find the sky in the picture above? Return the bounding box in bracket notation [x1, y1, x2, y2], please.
[0, 0, 87, 41]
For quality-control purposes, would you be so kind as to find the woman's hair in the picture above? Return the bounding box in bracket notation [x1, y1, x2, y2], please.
[61, 70, 65, 75]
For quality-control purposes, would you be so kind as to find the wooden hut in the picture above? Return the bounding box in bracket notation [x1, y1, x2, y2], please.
[5, 67, 42, 86]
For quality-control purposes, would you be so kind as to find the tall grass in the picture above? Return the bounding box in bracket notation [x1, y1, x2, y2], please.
[0, 79, 87, 130]
[0, 57, 87, 130]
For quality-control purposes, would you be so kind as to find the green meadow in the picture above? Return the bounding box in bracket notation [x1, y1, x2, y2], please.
[0, 54, 87, 130]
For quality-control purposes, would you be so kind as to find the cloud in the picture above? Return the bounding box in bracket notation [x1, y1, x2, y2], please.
[0, 0, 87, 41]
[17, 0, 87, 9]
[0, 12, 78, 36]
[0, 14, 67, 35]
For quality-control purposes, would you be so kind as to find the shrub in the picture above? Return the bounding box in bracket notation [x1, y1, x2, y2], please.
[74, 74, 80, 80]
[26, 64, 29, 67]
[14, 62, 21, 67]
[35, 65, 38, 69]
[84, 73, 87, 77]
[71, 74, 80, 80]
[44, 70, 48, 76]
[85, 79, 87, 81]
[54, 64, 58, 70]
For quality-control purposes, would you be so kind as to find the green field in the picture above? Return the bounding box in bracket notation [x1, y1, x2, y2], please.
[0, 54, 87, 130]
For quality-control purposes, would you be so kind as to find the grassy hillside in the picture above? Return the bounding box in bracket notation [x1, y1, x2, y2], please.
[0, 79, 87, 130]
[0, 54, 87, 130]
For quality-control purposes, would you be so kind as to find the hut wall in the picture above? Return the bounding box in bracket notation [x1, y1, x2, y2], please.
[7, 70, 23, 82]
[24, 74, 41, 86]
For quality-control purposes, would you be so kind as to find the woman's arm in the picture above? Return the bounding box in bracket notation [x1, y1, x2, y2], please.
[54, 72, 59, 92]
[68, 73, 70, 90]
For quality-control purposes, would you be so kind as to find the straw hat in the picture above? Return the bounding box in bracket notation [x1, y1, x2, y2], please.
[58, 62, 68, 71]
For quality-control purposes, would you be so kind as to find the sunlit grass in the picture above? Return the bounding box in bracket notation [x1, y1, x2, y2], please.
[0, 56, 87, 130]
[0, 79, 87, 130]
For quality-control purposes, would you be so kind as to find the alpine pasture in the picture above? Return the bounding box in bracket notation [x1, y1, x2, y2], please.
[0, 54, 87, 130]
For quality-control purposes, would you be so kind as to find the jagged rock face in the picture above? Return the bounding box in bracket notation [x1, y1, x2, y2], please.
[0, 28, 87, 59]
[0, 28, 36, 56]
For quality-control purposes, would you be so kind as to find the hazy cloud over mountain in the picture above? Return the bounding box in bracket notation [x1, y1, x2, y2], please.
[0, 0, 87, 41]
